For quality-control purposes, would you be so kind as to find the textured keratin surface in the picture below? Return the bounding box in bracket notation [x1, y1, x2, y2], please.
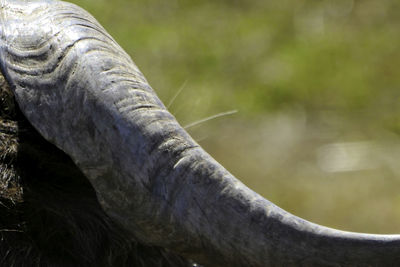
[1, 0, 400, 266]
[0, 71, 194, 266]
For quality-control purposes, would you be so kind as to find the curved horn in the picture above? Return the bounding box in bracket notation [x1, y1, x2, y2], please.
[1, 1, 400, 266]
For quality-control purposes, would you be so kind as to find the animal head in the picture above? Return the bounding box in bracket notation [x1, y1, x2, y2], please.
[0, 1, 399, 266]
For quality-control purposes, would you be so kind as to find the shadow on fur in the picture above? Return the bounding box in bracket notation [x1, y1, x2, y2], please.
[0, 75, 195, 267]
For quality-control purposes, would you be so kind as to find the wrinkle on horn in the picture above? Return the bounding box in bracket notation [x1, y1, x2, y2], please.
[1, 1, 400, 266]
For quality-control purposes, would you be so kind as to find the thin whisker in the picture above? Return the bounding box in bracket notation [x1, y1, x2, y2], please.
[167, 79, 188, 109]
[184, 110, 238, 129]
[194, 135, 210, 143]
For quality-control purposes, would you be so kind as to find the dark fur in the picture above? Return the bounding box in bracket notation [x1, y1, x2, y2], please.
[0, 75, 194, 267]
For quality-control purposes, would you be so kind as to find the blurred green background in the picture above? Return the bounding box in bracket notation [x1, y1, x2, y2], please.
[70, 0, 400, 233]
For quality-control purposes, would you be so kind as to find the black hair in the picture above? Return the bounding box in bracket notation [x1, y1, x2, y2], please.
[0, 75, 194, 267]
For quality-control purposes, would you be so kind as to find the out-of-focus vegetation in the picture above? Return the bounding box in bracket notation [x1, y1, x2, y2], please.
[70, 0, 400, 233]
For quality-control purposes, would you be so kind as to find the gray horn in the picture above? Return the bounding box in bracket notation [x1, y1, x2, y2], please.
[1, 0, 400, 266]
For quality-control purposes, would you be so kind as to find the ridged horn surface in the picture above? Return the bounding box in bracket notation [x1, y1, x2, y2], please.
[1, 1, 400, 266]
